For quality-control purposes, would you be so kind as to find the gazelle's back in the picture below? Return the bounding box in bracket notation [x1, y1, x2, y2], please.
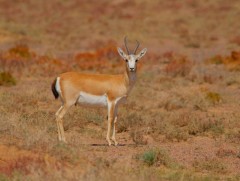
[58, 72, 127, 101]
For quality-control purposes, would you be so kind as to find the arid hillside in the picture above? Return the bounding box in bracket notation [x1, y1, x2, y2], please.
[0, 0, 240, 180]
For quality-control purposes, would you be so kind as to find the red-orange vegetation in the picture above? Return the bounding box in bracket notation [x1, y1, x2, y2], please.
[34, 56, 68, 76]
[164, 53, 193, 77]
[230, 35, 240, 46]
[0, 44, 36, 72]
[0, 44, 70, 77]
[206, 50, 240, 71]
[74, 43, 119, 71]
[8, 44, 36, 60]
[0, 156, 44, 176]
[0, 145, 60, 176]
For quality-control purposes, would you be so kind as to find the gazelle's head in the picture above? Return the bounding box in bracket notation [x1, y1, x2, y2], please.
[117, 37, 147, 73]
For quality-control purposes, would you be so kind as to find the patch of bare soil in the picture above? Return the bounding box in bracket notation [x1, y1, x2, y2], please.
[162, 137, 239, 172]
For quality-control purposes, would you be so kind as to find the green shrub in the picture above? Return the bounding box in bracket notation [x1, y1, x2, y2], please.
[205, 92, 221, 105]
[0, 72, 16, 86]
[206, 55, 223, 65]
[139, 149, 156, 166]
[137, 148, 179, 168]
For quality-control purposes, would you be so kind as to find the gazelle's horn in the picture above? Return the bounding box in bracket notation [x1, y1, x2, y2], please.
[133, 40, 140, 54]
[124, 36, 130, 55]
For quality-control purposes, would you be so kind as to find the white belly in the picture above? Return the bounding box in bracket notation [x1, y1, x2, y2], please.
[77, 92, 108, 106]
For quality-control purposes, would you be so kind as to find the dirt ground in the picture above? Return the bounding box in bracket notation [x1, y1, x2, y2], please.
[0, 0, 240, 180]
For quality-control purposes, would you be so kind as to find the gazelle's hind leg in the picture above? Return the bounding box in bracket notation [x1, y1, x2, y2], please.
[55, 106, 63, 141]
[55, 105, 70, 143]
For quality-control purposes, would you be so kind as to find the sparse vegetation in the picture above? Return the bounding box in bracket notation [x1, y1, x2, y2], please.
[164, 54, 193, 77]
[193, 159, 228, 174]
[187, 117, 224, 136]
[130, 129, 148, 145]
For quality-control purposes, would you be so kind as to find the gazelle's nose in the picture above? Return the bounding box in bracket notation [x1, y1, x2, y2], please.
[130, 68, 135, 71]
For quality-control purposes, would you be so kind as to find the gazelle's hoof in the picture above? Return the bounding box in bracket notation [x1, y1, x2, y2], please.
[59, 139, 67, 144]
[106, 139, 112, 146]
[111, 138, 118, 146]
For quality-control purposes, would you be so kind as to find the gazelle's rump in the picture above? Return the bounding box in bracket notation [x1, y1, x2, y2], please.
[51, 78, 59, 99]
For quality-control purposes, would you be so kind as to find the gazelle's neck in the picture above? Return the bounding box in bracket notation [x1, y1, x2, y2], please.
[124, 67, 137, 94]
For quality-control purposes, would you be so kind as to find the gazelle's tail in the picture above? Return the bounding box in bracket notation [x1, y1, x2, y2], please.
[51, 78, 59, 99]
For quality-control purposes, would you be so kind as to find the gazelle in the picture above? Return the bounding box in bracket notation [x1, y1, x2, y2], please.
[51, 37, 147, 146]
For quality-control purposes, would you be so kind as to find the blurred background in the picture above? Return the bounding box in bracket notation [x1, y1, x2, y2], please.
[1, 0, 240, 56]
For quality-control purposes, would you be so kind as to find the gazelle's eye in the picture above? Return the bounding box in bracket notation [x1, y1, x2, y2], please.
[135, 59, 138, 62]
[125, 59, 128, 62]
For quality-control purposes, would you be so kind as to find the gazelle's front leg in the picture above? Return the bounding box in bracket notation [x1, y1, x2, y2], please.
[111, 102, 119, 146]
[111, 116, 118, 146]
[106, 101, 115, 146]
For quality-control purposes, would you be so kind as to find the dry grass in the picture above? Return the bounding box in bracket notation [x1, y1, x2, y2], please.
[193, 158, 228, 174]
[164, 53, 193, 77]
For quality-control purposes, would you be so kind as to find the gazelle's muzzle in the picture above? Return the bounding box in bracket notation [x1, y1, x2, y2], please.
[129, 68, 135, 72]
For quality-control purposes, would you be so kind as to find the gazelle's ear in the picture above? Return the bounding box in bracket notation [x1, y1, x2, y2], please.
[117, 47, 128, 60]
[136, 48, 147, 60]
